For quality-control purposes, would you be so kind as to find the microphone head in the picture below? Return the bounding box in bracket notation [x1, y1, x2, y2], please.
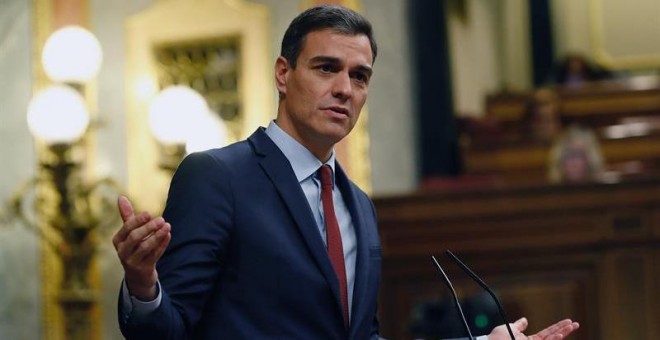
[462, 292, 500, 334]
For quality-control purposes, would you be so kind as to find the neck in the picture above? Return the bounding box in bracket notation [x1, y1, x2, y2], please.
[273, 117, 334, 162]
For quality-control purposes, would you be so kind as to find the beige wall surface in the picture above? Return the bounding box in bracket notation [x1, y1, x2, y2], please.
[448, 0, 502, 116]
[448, 0, 532, 117]
[553, 0, 660, 70]
[499, 0, 532, 91]
[593, 0, 660, 69]
[360, 0, 417, 195]
[552, 0, 592, 59]
[0, 0, 41, 339]
[598, 0, 660, 56]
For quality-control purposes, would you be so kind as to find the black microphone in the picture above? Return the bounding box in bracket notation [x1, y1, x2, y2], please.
[446, 250, 515, 340]
[431, 256, 475, 340]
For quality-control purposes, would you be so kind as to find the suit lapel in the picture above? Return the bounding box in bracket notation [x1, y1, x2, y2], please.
[248, 129, 344, 311]
[335, 164, 371, 337]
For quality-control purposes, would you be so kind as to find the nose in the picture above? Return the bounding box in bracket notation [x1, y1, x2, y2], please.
[331, 72, 352, 100]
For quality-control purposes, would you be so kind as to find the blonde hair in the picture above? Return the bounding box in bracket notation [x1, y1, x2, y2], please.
[548, 125, 604, 183]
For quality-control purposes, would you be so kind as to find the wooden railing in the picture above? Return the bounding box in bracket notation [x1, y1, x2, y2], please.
[486, 75, 660, 128]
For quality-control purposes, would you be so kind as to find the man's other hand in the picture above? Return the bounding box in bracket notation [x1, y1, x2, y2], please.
[489, 317, 580, 340]
[112, 196, 171, 301]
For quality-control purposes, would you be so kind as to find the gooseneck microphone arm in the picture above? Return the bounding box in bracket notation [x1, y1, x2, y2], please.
[446, 250, 516, 340]
[431, 256, 475, 340]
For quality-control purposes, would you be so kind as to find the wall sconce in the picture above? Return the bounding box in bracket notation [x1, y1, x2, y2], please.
[148, 85, 229, 172]
[2, 26, 228, 339]
[2, 25, 118, 340]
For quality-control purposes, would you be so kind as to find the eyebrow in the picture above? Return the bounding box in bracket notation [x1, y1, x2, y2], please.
[309, 55, 373, 77]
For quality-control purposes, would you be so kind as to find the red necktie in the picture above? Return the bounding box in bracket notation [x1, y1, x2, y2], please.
[319, 165, 349, 328]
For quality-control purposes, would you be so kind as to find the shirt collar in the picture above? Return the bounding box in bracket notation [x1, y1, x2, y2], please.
[265, 121, 336, 183]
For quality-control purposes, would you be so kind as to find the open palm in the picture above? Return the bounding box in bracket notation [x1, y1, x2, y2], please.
[488, 317, 579, 340]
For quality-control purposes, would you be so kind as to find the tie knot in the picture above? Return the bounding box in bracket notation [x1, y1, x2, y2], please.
[319, 164, 333, 189]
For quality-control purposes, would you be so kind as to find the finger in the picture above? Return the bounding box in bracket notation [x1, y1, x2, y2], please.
[114, 195, 149, 246]
[117, 216, 164, 256]
[144, 223, 171, 263]
[117, 217, 165, 260]
[553, 322, 579, 338]
[126, 219, 169, 261]
[130, 233, 169, 268]
[113, 211, 152, 246]
[117, 196, 134, 222]
[513, 317, 529, 332]
[534, 319, 574, 338]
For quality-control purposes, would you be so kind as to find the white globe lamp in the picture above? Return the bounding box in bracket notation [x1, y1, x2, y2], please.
[42, 26, 103, 83]
[27, 85, 90, 144]
[148, 86, 209, 145]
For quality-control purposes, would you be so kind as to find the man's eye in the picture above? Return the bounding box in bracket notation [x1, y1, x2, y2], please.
[352, 72, 369, 84]
[319, 65, 333, 72]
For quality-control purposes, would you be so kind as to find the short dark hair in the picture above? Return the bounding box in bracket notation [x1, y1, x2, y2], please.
[280, 5, 377, 68]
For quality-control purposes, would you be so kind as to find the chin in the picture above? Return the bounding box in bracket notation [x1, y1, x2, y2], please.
[315, 132, 346, 147]
[319, 124, 351, 138]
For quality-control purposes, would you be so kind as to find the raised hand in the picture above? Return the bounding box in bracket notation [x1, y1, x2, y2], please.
[112, 196, 171, 300]
[489, 317, 580, 340]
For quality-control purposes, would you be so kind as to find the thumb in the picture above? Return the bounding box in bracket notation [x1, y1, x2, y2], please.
[513, 317, 529, 333]
[117, 195, 134, 222]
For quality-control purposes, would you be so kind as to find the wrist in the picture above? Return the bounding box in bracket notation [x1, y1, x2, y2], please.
[127, 283, 157, 301]
[125, 274, 158, 301]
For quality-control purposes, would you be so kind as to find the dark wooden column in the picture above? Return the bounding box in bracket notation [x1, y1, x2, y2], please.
[529, 0, 555, 86]
[408, 0, 462, 179]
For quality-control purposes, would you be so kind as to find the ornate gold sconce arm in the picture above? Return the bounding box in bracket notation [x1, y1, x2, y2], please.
[1, 141, 122, 340]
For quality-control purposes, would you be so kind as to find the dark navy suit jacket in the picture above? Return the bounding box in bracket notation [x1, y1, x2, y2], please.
[119, 128, 382, 339]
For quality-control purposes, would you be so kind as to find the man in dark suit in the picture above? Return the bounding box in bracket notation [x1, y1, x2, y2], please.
[113, 5, 579, 339]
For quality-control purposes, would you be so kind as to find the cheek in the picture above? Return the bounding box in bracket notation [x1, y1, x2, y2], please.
[353, 91, 368, 113]
[287, 85, 315, 112]
[293, 79, 325, 106]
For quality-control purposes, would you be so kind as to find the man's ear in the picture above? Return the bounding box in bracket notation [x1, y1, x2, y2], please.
[274, 56, 290, 96]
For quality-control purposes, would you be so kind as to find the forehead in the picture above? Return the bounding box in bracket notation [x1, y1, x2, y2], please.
[299, 29, 373, 64]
